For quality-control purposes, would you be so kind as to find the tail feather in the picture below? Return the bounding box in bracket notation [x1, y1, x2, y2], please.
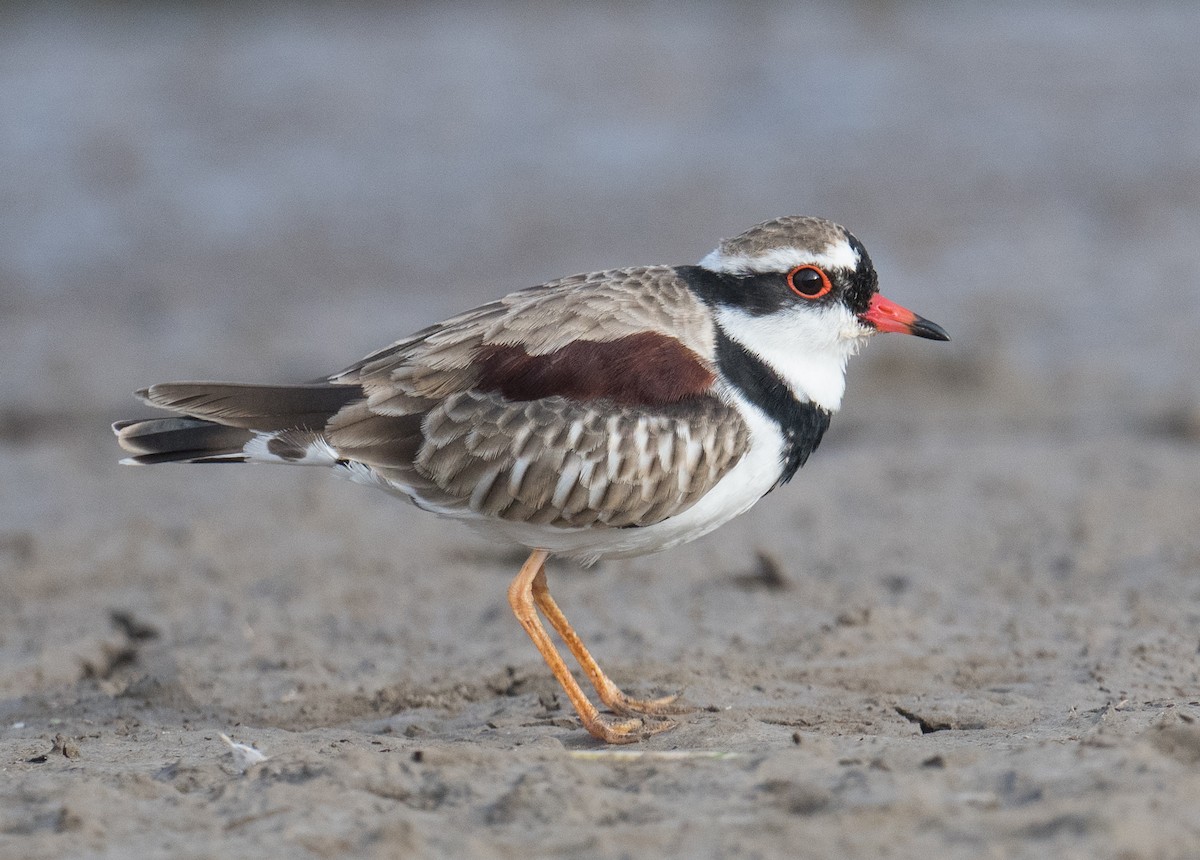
[116, 381, 365, 464]
[114, 417, 254, 464]
[137, 382, 363, 430]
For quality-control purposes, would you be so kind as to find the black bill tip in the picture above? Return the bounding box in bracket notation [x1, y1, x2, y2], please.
[910, 316, 951, 341]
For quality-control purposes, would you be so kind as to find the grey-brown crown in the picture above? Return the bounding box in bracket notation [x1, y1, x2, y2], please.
[710, 216, 848, 260]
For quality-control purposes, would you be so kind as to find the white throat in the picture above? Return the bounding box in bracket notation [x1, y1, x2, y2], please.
[713, 303, 868, 412]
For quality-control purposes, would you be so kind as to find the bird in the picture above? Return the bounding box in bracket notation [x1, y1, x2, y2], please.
[113, 215, 949, 744]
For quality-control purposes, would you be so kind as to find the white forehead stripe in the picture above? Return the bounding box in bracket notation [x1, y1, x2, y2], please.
[699, 239, 859, 275]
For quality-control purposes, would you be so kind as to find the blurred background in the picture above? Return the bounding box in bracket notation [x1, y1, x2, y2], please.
[3, 1, 1199, 623]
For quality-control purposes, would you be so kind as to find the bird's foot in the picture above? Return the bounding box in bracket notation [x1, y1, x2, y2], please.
[582, 711, 678, 744]
[602, 687, 692, 718]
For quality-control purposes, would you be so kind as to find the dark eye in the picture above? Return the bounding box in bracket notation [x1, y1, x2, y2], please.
[787, 265, 833, 300]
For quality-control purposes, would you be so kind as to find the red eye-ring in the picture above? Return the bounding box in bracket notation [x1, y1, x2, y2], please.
[787, 265, 833, 300]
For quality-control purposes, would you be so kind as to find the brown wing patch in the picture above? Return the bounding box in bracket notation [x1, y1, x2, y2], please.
[474, 332, 715, 407]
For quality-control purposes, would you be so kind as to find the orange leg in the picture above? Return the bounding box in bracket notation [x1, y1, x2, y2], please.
[531, 566, 688, 718]
[507, 550, 676, 743]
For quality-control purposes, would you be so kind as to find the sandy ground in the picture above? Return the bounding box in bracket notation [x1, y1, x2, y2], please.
[3, 3, 1200, 858]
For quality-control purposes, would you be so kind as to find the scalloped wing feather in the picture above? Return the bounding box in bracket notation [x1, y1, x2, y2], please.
[326, 390, 748, 529]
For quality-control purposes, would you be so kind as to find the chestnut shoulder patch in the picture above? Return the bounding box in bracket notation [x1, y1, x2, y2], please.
[474, 332, 714, 407]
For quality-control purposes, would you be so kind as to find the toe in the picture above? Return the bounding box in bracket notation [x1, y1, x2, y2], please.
[608, 690, 693, 718]
[581, 712, 678, 744]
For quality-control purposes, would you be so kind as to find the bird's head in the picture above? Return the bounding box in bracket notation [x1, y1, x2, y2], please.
[692, 216, 949, 411]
